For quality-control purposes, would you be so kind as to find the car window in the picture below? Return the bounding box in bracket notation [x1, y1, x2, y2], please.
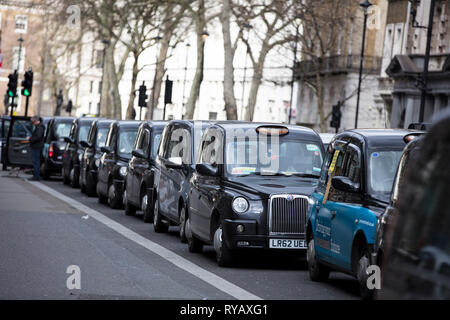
[11, 120, 33, 138]
[151, 133, 162, 159]
[1, 119, 10, 138]
[225, 136, 323, 176]
[142, 130, 151, 157]
[342, 146, 361, 184]
[54, 122, 72, 139]
[78, 124, 90, 143]
[368, 150, 402, 195]
[165, 127, 191, 164]
[118, 129, 138, 159]
[96, 127, 109, 149]
[199, 129, 223, 166]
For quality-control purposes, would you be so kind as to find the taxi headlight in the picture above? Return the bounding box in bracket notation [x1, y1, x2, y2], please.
[119, 166, 127, 177]
[232, 197, 249, 214]
[95, 159, 100, 168]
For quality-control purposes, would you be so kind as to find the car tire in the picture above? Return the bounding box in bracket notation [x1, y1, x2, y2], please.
[108, 183, 121, 209]
[356, 245, 374, 300]
[97, 183, 108, 204]
[214, 224, 234, 267]
[85, 173, 96, 197]
[69, 167, 79, 188]
[80, 174, 86, 193]
[186, 217, 203, 253]
[142, 192, 153, 223]
[2, 163, 7, 171]
[179, 206, 187, 243]
[307, 238, 330, 282]
[124, 190, 137, 216]
[40, 163, 50, 180]
[153, 199, 168, 233]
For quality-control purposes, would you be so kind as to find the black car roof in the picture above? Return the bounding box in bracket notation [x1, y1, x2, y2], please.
[213, 121, 321, 139]
[52, 116, 74, 122]
[143, 120, 168, 130]
[117, 120, 142, 128]
[97, 119, 114, 127]
[337, 129, 422, 148]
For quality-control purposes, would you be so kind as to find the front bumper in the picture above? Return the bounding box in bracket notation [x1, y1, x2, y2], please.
[45, 158, 63, 173]
[222, 219, 306, 251]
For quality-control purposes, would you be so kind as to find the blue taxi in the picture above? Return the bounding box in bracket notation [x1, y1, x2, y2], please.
[306, 129, 421, 298]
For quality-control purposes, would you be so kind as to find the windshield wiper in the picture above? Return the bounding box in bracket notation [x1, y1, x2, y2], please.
[291, 173, 320, 179]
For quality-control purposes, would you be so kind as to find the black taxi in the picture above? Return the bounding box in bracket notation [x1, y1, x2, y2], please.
[185, 122, 324, 267]
[96, 120, 141, 208]
[79, 119, 114, 196]
[123, 121, 167, 219]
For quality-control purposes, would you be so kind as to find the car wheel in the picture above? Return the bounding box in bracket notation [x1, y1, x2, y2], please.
[124, 190, 136, 216]
[153, 199, 168, 233]
[97, 183, 108, 204]
[69, 167, 79, 188]
[186, 217, 203, 253]
[2, 163, 7, 171]
[108, 183, 121, 209]
[85, 173, 96, 197]
[80, 174, 86, 193]
[179, 206, 187, 243]
[142, 192, 153, 223]
[40, 163, 50, 180]
[307, 238, 330, 282]
[357, 245, 374, 300]
[214, 224, 234, 267]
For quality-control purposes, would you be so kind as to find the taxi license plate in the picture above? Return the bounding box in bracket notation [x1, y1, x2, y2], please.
[269, 239, 306, 249]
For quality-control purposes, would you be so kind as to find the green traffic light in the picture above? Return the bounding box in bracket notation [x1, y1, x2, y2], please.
[7, 91, 14, 97]
[24, 89, 30, 96]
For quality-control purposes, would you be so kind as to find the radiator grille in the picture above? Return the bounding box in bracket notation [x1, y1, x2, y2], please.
[269, 195, 308, 235]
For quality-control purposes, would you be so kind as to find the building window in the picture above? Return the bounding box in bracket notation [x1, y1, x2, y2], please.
[95, 50, 103, 68]
[90, 81, 93, 93]
[208, 112, 217, 120]
[98, 81, 102, 94]
[88, 102, 92, 114]
[15, 15, 28, 33]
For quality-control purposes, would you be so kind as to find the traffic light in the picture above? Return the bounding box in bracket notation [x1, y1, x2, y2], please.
[330, 101, 342, 132]
[21, 69, 33, 97]
[7, 71, 18, 98]
[138, 83, 147, 107]
[164, 76, 173, 105]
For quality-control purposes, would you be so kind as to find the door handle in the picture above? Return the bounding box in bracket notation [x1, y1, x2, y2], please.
[331, 210, 337, 219]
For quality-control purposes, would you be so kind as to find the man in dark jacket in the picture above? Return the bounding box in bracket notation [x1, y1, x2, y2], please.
[27, 116, 45, 181]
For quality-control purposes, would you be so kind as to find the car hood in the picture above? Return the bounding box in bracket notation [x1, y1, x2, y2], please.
[225, 176, 318, 199]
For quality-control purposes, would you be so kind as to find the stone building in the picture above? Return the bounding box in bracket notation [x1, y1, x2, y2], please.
[379, 0, 450, 128]
[294, 0, 389, 133]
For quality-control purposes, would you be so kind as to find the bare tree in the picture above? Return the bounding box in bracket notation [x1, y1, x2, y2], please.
[296, 0, 359, 131]
[233, 0, 298, 121]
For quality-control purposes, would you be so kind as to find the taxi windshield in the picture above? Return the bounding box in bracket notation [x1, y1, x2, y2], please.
[118, 129, 138, 159]
[96, 127, 109, 149]
[368, 149, 403, 199]
[225, 137, 323, 177]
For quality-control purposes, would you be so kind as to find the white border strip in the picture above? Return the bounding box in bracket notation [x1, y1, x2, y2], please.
[27, 180, 262, 300]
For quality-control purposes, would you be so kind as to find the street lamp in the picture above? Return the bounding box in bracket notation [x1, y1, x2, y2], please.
[201, 31, 209, 40]
[288, 17, 301, 124]
[181, 42, 191, 119]
[240, 23, 252, 120]
[98, 39, 109, 117]
[149, 35, 162, 119]
[354, 0, 372, 129]
[409, 0, 435, 123]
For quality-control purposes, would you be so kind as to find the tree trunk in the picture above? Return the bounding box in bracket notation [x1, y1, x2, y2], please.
[221, 0, 238, 120]
[183, 0, 206, 120]
[100, 43, 122, 119]
[244, 45, 268, 121]
[126, 52, 139, 120]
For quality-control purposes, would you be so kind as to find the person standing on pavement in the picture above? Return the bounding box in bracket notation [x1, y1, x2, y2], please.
[26, 116, 45, 181]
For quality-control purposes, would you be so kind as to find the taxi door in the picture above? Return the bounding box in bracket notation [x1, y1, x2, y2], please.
[6, 116, 33, 167]
[314, 146, 345, 263]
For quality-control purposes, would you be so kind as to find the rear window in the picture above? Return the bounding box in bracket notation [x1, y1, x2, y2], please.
[54, 122, 72, 139]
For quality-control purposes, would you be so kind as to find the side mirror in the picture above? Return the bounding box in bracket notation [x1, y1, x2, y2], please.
[196, 163, 219, 177]
[132, 149, 146, 159]
[166, 156, 183, 169]
[64, 137, 74, 144]
[332, 176, 360, 193]
[101, 146, 113, 154]
[80, 140, 92, 148]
